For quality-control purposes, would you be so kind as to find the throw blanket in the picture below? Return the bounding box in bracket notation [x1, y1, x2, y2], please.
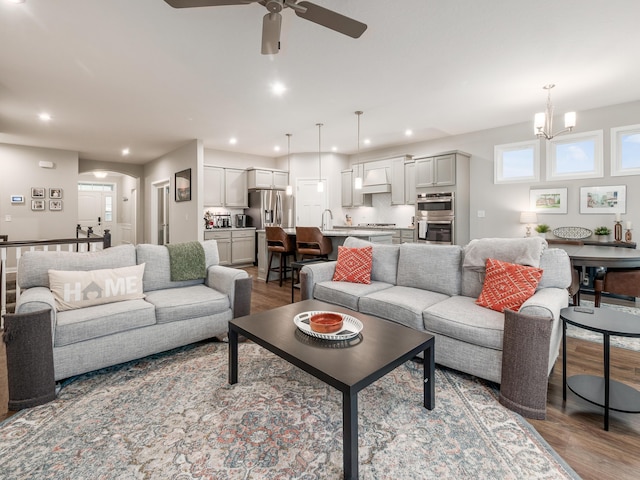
[463, 237, 546, 271]
[166, 241, 206, 281]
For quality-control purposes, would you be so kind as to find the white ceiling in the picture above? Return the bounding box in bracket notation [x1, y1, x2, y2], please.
[1, 0, 639, 165]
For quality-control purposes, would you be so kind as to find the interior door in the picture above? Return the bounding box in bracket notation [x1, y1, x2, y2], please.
[295, 179, 327, 227]
[156, 182, 170, 245]
[77, 190, 115, 238]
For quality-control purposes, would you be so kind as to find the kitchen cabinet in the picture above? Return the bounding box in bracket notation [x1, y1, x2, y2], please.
[391, 156, 413, 205]
[247, 168, 289, 190]
[204, 230, 231, 265]
[204, 166, 248, 208]
[231, 229, 255, 265]
[203, 166, 225, 207]
[224, 168, 248, 207]
[405, 161, 416, 204]
[341, 170, 353, 207]
[341, 165, 371, 208]
[204, 228, 255, 266]
[415, 154, 456, 187]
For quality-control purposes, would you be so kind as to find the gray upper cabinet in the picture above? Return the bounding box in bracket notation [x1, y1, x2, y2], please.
[247, 168, 289, 190]
[203, 166, 225, 207]
[415, 153, 456, 187]
[404, 160, 416, 205]
[224, 168, 248, 207]
[391, 156, 414, 205]
[204, 165, 248, 208]
[341, 170, 353, 207]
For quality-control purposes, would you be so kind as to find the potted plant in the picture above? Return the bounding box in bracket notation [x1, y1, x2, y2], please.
[594, 226, 611, 242]
[535, 224, 551, 238]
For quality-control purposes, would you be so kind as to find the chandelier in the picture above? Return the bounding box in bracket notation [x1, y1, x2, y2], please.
[534, 84, 576, 140]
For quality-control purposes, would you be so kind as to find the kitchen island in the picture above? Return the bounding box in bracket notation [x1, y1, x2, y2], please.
[256, 228, 393, 281]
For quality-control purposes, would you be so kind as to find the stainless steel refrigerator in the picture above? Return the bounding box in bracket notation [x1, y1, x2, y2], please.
[247, 190, 294, 229]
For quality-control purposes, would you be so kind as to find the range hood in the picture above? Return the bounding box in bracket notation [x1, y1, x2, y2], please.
[361, 167, 391, 194]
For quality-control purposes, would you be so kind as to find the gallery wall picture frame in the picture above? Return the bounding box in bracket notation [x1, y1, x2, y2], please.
[175, 168, 192, 202]
[530, 187, 568, 214]
[49, 188, 63, 199]
[31, 187, 45, 198]
[579, 185, 626, 214]
[31, 199, 45, 211]
[49, 200, 63, 211]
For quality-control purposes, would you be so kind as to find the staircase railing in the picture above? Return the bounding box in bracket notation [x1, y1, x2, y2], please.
[0, 228, 111, 321]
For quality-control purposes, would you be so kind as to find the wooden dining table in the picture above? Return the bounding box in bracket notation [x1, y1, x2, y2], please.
[550, 243, 640, 268]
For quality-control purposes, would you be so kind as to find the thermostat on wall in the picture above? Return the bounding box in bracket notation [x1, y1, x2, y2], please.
[10, 195, 25, 204]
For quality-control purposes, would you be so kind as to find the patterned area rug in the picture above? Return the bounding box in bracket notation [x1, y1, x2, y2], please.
[0, 342, 579, 479]
[566, 300, 640, 352]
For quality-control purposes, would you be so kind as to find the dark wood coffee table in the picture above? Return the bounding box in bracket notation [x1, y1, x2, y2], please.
[229, 299, 435, 480]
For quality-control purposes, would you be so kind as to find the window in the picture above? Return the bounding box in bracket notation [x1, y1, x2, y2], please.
[546, 130, 603, 181]
[78, 183, 114, 192]
[104, 196, 113, 222]
[611, 124, 640, 176]
[494, 140, 540, 184]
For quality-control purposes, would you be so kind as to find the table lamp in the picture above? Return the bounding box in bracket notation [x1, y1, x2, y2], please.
[520, 211, 538, 237]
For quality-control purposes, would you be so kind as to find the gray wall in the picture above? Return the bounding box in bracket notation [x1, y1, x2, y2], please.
[143, 139, 202, 244]
[0, 143, 79, 241]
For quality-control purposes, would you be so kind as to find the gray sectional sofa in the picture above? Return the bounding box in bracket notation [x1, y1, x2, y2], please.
[15, 240, 252, 381]
[300, 236, 571, 384]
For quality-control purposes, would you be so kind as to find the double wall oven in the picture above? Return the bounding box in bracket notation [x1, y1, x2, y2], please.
[415, 192, 454, 244]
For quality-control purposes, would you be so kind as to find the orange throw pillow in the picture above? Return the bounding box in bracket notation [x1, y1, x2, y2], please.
[333, 246, 373, 284]
[476, 258, 543, 312]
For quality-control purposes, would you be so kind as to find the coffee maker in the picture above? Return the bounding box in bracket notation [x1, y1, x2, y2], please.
[235, 214, 247, 228]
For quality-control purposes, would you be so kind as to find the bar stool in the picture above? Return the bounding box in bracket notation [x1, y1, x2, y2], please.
[295, 226, 333, 260]
[266, 226, 296, 287]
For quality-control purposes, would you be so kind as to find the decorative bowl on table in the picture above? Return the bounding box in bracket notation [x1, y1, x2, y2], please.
[309, 312, 343, 333]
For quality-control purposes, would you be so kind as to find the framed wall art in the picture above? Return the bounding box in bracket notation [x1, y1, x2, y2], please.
[579, 185, 626, 214]
[175, 168, 191, 202]
[31, 187, 45, 198]
[49, 200, 63, 211]
[49, 188, 63, 199]
[31, 199, 45, 211]
[529, 187, 568, 214]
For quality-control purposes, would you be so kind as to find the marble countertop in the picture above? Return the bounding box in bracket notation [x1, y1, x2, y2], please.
[332, 225, 415, 230]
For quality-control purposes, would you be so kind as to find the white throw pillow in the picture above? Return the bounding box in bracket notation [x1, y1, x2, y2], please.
[49, 263, 145, 311]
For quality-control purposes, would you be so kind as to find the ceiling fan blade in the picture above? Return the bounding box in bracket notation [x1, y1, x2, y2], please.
[262, 12, 282, 54]
[164, 0, 258, 8]
[294, 1, 367, 38]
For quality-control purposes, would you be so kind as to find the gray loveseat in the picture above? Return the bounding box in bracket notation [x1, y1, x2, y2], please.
[15, 240, 252, 381]
[300, 236, 571, 384]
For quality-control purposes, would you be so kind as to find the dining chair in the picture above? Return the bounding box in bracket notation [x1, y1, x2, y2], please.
[295, 226, 333, 260]
[594, 268, 640, 307]
[265, 226, 296, 287]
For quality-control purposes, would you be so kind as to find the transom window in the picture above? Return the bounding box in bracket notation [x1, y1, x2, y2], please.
[546, 130, 603, 181]
[494, 140, 540, 184]
[611, 124, 640, 176]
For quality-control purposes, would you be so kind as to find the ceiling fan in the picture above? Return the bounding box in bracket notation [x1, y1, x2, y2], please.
[163, 0, 367, 54]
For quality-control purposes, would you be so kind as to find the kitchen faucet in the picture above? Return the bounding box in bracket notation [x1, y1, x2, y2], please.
[321, 209, 333, 231]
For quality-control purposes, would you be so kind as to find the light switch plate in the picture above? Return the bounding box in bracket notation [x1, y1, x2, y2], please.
[477, 210, 485, 218]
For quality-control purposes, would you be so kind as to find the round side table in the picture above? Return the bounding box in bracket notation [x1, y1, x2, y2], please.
[561, 306, 640, 431]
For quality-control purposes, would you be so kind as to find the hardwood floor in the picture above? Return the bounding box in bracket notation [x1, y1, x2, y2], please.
[2, 267, 639, 479]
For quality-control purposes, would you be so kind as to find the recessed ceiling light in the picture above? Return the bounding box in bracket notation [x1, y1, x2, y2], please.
[331, 146, 338, 152]
[229, 137, 237, 145]
[94, 171, 108, 179]
[405, 129, 413, 137]
[122, 148, 130, 156]
[274, 145, 281, 152]
[271, 82, 287, 96]
[363, 138, 371, 145]
[38, 112, 51, 122]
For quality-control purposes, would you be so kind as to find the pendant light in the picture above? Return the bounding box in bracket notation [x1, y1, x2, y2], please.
[353, 110, 363, 190]
[316, 123, 324, 193]
[285, 133, 293, 196]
